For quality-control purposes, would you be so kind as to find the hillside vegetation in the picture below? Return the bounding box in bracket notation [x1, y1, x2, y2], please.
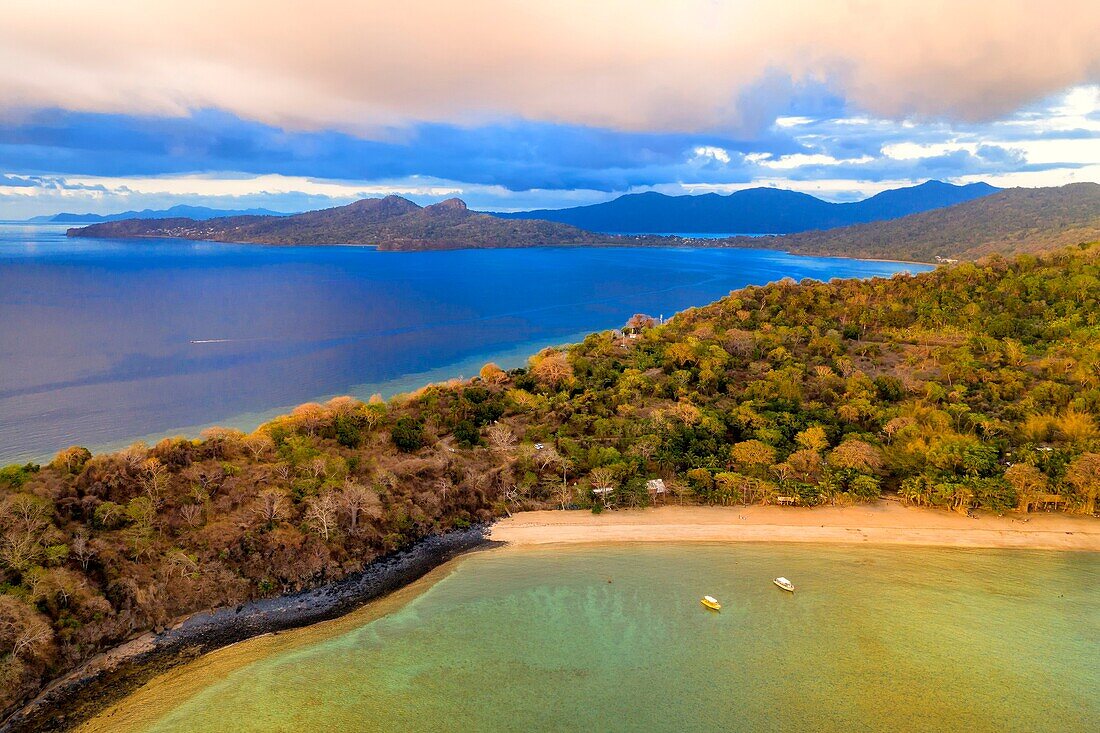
[745, 183, 1100, 261]
[3, 242, 1099, 715]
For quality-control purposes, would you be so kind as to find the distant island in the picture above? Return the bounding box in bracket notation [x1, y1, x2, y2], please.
[67, 196, 664, 250]
[28, 204, 291, 224]
[495, 180, 999, 234]
[67, 183, 1100, 262]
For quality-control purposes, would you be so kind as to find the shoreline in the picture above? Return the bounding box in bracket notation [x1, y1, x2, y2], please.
[0, 526, 494, 733]
[491, 502, 1100, 551]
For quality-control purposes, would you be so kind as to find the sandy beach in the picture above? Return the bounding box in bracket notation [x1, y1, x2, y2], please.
[492, 501, 1100, 551]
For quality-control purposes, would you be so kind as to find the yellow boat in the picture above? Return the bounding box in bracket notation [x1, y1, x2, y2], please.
[701, 595, 721, 611]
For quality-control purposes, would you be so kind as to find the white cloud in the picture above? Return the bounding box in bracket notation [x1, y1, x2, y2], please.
[0, 1, 1097, 136]
[756, 153, 875, 170]
[882, 142, 977, 160]
[691, 146, 731, 164]
[774, 116, 815, 128]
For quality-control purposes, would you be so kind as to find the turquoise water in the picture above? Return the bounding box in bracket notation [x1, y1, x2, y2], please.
[104, 544, 1098, 733]
[0, 225, 928, 463]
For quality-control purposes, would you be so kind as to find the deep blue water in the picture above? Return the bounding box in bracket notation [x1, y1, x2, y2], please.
[0, 223, 930, 464]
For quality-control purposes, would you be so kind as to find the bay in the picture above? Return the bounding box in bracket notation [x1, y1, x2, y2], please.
[0, 224, 929, 464]
[82, 543, 1100, 733]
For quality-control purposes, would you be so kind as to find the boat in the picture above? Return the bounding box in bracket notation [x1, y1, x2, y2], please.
[700, 595, 721, 611]
[773, 577, 794, 592]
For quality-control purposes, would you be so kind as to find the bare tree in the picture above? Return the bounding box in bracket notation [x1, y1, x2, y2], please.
[243, 433, 275, 460]
[290, 403, 327, 436]
[435, 476, 453, 503]
[589, 466, 617, 506]
[179, 503, 204, 529]
[70, 530, 93, 571]
[534, 445, 562, 472]
[339, 482, 381, 534]
[0, 597, 53, 660]
[253, 488, 287, 526]
[487, 423, 517, 454]
[141, 457, 169, 508]
[121, 442, 148, 471]
[555, 480, 573, 510]
[305, 493, 339, 540]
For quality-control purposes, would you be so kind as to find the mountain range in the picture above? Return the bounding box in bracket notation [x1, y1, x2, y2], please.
[28, 204, 289, 223]
[495, 180, 998, 233]
[67, 182, 1100, 262]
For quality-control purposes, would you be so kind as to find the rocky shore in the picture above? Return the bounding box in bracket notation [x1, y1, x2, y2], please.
[0, 525, 493, 733]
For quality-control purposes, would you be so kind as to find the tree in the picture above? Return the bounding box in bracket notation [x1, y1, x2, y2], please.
[304, 492, 339, 540]
[93, 501, 127, 529]
[795, 426, 829, 453]
[0, 493, 52, 574]
[487, 423, 517, 454]
[178, 503, 204, 528]
[730, 440, 776, 473]
[141, 457, 169, 507]
[290, 403, 327, 436]
[1064, 453, 1100, 515]
[453, 420, 481, 448]
[49, 446, 91, 475]
[339, 482, 381, 533]
[531, 350, 574, 388]
[827, 439, 884, 474]
[243, 432, 275, 460]
[780, 449, 824, 484]
[391, 417, 424, 452]
[589, 466, 617, 506]
[479, 362, 508, 385]
[253, 489, 288, 526]
[1003, 463, 1047, 512]
[0, 598, 53, 658]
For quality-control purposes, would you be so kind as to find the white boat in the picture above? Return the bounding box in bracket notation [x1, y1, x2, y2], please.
[773, 577, 794, 592]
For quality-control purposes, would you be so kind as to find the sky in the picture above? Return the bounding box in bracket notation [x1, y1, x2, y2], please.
[1, 0, 1099, 218]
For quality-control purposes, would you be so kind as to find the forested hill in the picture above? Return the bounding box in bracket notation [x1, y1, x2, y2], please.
[2, 241, 1098, 718]
[742, 183, 1100, 261]
[497, 180, 997, 234]
[66, 196, 662, 250]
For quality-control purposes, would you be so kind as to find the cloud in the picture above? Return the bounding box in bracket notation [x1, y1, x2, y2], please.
[1, 1, 1097, 137]
[2, 84, 1098, 219]
[691, 146, 732, 164]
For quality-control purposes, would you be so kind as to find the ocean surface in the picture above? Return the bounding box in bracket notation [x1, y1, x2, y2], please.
[82, 544, 1100, 733]
[0, 223, 928, 464]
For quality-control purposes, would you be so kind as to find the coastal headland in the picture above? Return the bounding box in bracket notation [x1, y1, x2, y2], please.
[0, 527, 493, 733]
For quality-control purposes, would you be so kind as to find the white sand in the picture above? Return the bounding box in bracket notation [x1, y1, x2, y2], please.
[491, 501, 1100, 551]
